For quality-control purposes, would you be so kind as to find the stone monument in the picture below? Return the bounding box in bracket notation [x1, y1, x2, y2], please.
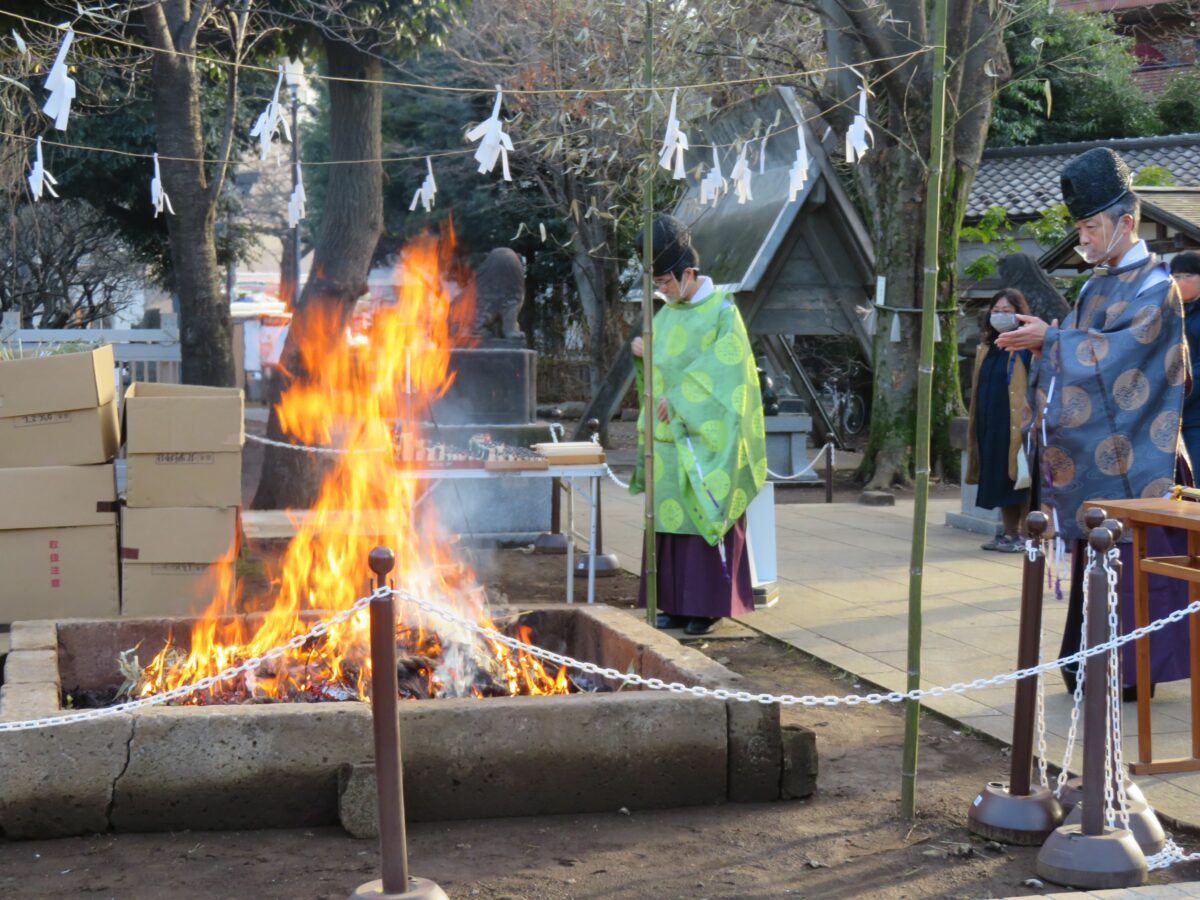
[426, 248, 549, 543]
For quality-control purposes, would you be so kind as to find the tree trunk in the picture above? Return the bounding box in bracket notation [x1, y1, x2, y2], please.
[144, 14, 233, 387]
[860, 148, 928, 489]
[252, 39, 384, 509]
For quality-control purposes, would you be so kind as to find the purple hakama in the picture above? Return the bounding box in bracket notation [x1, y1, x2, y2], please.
[637, 516, 754, 618]
[1060, 527, 1192, 687]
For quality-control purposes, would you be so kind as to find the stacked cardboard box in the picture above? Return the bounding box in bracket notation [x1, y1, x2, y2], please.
[0, 346, 121, 624]
[120, 383, 244, 616]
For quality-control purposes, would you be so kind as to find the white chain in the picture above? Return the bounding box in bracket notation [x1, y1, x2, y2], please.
[387, 585, 1200, 711]
[0, 589, 383, 732]
[1057, 545, 1090, 798]
[245, 432, 386, 455]
[1148, 838, 1200, 869]
[1026, 537, 1051, 789]
[766, 441, 836, 481]
[1104, 553, 1131, 830]
[604, 464, 630, 490]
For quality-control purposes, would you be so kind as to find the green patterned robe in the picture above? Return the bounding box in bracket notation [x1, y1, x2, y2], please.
[629, 288, 767, 546]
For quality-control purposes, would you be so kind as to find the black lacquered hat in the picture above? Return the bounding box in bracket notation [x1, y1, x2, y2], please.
[636, 215, 696, 276]
[1060, 147, 1133, 220]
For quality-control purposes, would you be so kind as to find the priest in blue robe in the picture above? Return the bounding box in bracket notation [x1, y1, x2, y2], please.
[997, 147, 1191, 695]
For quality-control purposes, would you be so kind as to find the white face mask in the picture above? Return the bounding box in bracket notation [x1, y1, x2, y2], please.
[1075, 218, 1125, 265]
[990, 312, 1018, 333]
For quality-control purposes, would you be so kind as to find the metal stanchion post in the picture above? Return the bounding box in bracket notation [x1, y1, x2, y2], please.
[350, 548, 448, 900]
[1061, 516, 1165, 854]
[576, 419, 619, 578]
[824, 442, 834, 504]
[535, 409, 569, 554]
[1035, 525, 1146, 890]
[968, 512, 1063, 844]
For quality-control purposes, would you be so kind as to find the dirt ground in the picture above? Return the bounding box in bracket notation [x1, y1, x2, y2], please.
[4, 552, 1200, 899]
[1, 422, 1183, 898]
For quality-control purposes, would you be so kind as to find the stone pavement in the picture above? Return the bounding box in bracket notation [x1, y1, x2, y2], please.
[594, 458, 1200, 832]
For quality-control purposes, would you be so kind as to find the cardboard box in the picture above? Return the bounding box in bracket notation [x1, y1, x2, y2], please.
[0, 346, 119, 467]
[120, 507, 239, 616]
[0, 465, 119, 623]
[124, 382, 244, 508]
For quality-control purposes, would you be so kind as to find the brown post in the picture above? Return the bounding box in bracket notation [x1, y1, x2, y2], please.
[824, 442, 834, 504]
[967, 510, 1062, 845]
[368, 547, 409, 893]
[1082, 526, 1113, 837]
[1009, 512, 1048, 797]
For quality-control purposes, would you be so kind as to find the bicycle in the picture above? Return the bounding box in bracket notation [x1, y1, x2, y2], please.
[818, 362, 868, 437]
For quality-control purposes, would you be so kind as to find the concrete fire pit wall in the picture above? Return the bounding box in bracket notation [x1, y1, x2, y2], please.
[0, 606, 814, 840]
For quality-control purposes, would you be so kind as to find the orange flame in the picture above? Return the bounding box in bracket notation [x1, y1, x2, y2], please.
[136, 231, 568, 703]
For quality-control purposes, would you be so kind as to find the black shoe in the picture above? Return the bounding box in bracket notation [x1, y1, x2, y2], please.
[1122, 684, 1156, 703]
[655, 613, 688, 630]
[684, 617, 721, 636]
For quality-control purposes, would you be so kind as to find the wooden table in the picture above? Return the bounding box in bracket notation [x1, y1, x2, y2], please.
[1087, 497, 1200, 775]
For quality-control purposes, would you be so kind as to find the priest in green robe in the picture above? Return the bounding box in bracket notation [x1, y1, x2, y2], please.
[630, 215, 767, 636]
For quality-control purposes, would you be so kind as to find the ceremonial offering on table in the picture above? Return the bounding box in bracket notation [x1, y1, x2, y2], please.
[531, 441, 606, 466]
[471, 434, 549, 471]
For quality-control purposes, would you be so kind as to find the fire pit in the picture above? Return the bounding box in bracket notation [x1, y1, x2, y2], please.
[0, 605, 815, 839]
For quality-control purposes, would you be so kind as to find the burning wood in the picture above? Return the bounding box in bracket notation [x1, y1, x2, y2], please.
[119, 232, 574, 708]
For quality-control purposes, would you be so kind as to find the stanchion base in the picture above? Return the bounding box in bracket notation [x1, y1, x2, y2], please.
[1064, 798, 1166, 855]
[349, 876, 450, 900]
[1035, 825, 1147, 890]
[1059, 776, 1146, 815]
[574, 553, 620, 578]
[533, 532, 570, 554]
[967, 782, 1063, 845]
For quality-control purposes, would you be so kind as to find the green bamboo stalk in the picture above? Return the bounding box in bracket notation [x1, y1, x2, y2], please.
[900, 0, 949, 820]
[642, 0, 657, 626]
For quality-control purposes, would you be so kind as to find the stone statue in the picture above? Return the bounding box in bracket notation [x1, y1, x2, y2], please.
[473, 247, 525, 345]
[997, 253, 1072, 325]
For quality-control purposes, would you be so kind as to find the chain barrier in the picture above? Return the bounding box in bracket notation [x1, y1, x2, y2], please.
[5, 574, 1200, 867]
[0, 589, 383, 732]
[1056, 546, 1090, 799]
[245, 432, 387, 455]
[1103, 552, 1131, 831]
[766, 441, 836, 482]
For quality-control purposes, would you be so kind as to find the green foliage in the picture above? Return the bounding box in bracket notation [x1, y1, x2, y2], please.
[1133, 164, 1176, 187]
[990, 3, 1158, 146]
[1018, 202, 1072, 248]
[1154, 74, 1200, 134]
[960, 206, 1020, 279]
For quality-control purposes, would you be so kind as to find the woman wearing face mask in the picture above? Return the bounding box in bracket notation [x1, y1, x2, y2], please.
[966, 288, 1033, 552]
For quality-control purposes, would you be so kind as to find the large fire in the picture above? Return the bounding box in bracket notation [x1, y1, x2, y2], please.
[133, 232, 571, 704]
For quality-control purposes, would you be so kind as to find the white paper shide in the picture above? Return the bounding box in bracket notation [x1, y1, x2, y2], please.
[249, 66, 292, 161]
[287, 163, 306, 228]
[42, 28, 76, 131]
[409, 156, 437, 212]
[27, 135, 58, 201]
[658, 89, 689, 180]
[150, 153, 174, 217]
[466, 88, 513, 181]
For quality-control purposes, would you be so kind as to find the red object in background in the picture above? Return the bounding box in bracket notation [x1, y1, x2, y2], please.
[1133, 42, 1166, 66]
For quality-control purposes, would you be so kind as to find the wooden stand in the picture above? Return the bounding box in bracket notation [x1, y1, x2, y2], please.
[1086, 498, 1200, 776]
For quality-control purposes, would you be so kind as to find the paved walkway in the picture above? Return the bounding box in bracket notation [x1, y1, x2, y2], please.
[596, 459, 1200, 832]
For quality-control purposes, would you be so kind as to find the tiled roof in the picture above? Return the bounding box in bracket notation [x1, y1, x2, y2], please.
[1140, 186, 1200, 225]
[967, 133, 1200, 219]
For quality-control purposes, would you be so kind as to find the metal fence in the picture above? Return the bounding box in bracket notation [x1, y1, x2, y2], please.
[0, 311, 182, 384]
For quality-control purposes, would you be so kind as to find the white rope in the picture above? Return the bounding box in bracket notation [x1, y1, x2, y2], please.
[766, 441, 836, 481]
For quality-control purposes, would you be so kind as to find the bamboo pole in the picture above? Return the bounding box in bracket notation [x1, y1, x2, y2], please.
[900, 0, 949, 820]
[641, 1, 657, 626]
